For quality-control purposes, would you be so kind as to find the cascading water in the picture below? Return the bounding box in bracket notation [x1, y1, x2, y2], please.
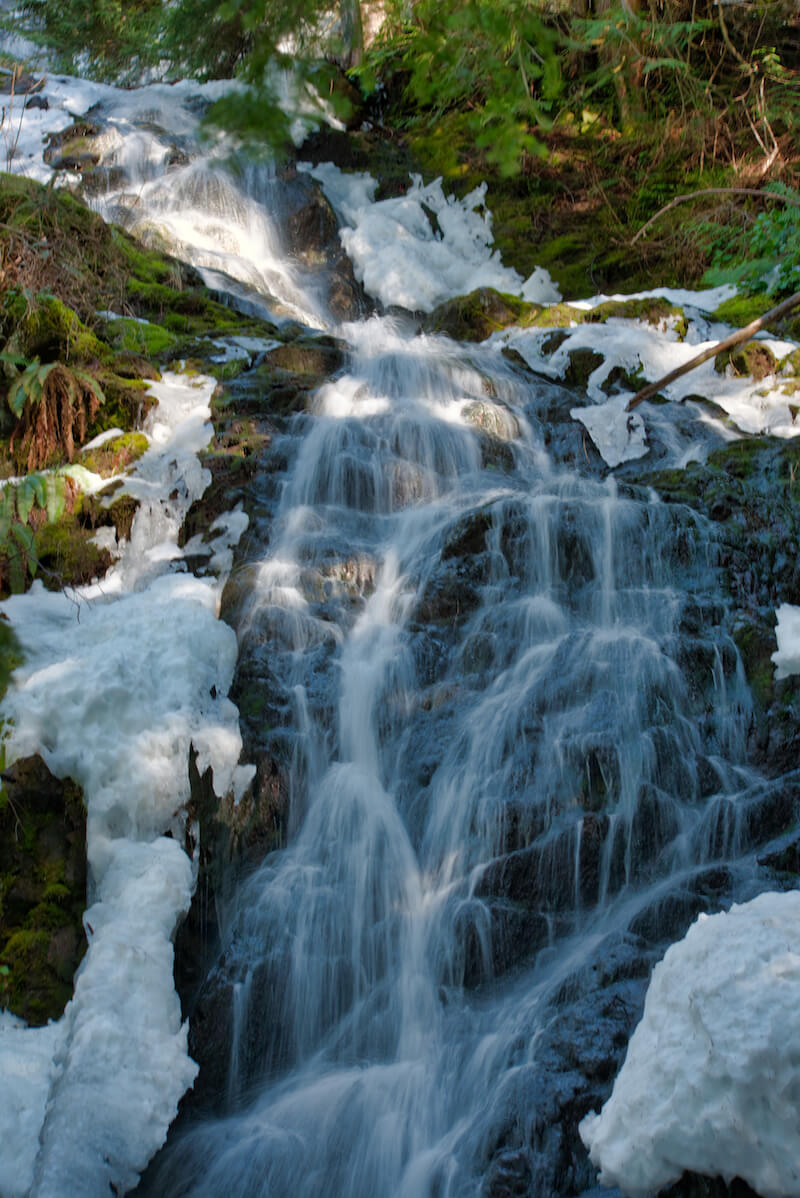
[5, 70, 798, 1198]
[142, 304, 762, 1193]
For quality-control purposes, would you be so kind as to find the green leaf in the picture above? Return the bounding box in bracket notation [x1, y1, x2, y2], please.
[45, 473, 66, 522]
[0, 489, 14, 545]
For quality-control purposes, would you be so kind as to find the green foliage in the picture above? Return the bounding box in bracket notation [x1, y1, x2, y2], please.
[362, 0, 561, 174]
[703, 185, 800, 298]
[17, 0, 161, 81]
[0, 472, 66, 594]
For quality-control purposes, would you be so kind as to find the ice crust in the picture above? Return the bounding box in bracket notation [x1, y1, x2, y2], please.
[299, 162, 561, 313]
[0, 373, 249, 1197]
[580, 890, 800, 1198]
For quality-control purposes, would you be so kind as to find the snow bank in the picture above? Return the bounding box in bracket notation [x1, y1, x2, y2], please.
[580, 890, 800, 1197]
[772, 603, 800, 679]
[0, 1013, 63, 1197]
[299, 162, 561, 314]
[0, 372, 250, 1196]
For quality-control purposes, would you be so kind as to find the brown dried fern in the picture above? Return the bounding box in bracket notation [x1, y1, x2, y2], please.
[9, 363, 103, 471]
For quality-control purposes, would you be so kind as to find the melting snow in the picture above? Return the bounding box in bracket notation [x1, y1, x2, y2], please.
[580, 891, 800, 1198]
[0, 372, 250, 1196]
[772, 604, 800, 679]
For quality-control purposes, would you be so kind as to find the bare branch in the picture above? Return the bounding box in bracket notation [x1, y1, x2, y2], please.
[626, 290, 800, 412]
[631, 188, 800, 245]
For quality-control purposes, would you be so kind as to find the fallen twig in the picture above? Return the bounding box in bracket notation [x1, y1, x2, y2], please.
[626, 289, 800, 411]
[631, 188, 800, 245]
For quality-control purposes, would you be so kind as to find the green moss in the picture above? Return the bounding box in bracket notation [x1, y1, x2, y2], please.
[0, 928, 75, 1023]
[528, 302, 586, 329]
[733, 621, 777, 709]
[0, 620, 23, 704]
[780, 348, 800, 377]
[110, 226, 184, 287]
[422, 288, 532, 342]
[715, 340, 777, 381]
[706, 439, 773, 479]
[712, 293, 774, 328]
[35, 515, 112, 589]
[13, 296, 110, 365]
[90, 371, 156, 435]
[78, 431, 148, 477]
[101, 316, 178, 358]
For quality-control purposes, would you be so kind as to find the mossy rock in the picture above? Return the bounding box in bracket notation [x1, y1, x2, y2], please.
[528, 302, 586, 329]
[587, 297, 687, 338]
[77, 431, 148, 477]
[101, 316, 178, 359]
[90, 371, 156, 435]
[43, 121, 102, 170]
[712, 293, 775, 328]
[34, 513, 113, 589]
[110, 351, 160, 382]
[715, 340, 777, 381]
[733, 618, 778, 710]
[422, 288, 534, 342]
[0, 618, 22, 703]
[10, 296, 110, 365]
[706, 438, 773, 480]
[779, 348, 800, 377]
[264, 338, 345, 376]
[0, 755, 86, 1026]
[563, 348, 605, 388]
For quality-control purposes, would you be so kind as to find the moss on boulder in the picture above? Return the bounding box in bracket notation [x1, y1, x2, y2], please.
[0, 755, 86, 1025]
[715, 340, 778, 381]
[77, 431, 148, 477]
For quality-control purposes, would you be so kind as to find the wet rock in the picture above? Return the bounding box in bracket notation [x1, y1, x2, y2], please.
[422, 288, 532, 343]
[43, 120, 104, 171]
[264, 336, 345, 377]
[279, 173, 370, 320]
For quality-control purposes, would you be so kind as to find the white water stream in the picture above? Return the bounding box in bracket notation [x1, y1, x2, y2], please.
[1, 67, 799, 1198]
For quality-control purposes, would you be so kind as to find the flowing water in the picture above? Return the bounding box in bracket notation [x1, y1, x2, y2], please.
[10, 79, 791, 1196]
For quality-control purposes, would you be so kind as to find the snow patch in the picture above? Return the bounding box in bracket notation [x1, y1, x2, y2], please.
[772, 603, 800, 679]
[570, 394, 649, 468]
[580, 890, 800, 1198]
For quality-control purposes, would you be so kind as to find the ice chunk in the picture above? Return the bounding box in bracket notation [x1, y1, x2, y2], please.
[580, 891, 800, 1198]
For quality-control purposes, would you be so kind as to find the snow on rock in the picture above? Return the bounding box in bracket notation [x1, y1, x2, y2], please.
[772, 603, 800, 679]
[570, 394, 649, 469]
[0, 372, 250, 1197]
[580, 890, 800, 1198]
[500, 305, 800, 467]
[299, 162, 561, 313]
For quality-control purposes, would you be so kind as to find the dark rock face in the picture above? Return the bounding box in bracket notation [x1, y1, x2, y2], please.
[0, 755, 86, 1024]
[278, 171, 371, 321]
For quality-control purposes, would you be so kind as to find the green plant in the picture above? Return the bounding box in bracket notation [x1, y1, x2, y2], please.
[703, 184, 800, 297]
[0, 471, 66, 593]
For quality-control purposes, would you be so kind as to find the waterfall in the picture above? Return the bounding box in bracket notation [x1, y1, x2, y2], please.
[3, 70, 796, 1198]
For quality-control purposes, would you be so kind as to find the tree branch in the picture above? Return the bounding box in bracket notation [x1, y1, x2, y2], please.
[631, 188, 800, 245]
[626, 289, 800, 412]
